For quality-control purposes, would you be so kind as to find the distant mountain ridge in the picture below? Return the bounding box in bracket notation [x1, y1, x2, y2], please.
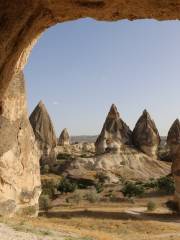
[70, 135, 98, 143]
[70, 135, 166, 144]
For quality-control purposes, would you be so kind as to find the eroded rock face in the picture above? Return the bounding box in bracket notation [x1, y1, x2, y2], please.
[58, 128, 70, 146]
[167, 119, 180, 208]
[0, 71, 41, 216]
[95, 104, 132, 154]
[29, 101, 57, 165]
[132, 110, 160, 158]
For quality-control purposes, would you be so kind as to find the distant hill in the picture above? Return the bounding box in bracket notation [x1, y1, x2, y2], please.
[71, 135, 98, 143]
[70, 135, 167, 144]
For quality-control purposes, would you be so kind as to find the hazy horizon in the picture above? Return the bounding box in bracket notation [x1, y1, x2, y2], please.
[25, 18, 180, 137]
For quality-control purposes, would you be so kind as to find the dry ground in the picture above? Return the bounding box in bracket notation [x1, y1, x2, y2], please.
[2, 195, 180, 240]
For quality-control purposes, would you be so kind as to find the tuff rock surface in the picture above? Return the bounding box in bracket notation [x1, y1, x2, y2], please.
[59, 128, 70, 146]
[167, 119, 180, 208]
[132, 110, 160, 158]
[61, 146, 170, 184]
[95, 104, 132, 154]
[0, 71, 41, 216]
[29, 101, 57, 166]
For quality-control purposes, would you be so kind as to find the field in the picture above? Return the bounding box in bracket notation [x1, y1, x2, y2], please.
[3, 194, 180, 240]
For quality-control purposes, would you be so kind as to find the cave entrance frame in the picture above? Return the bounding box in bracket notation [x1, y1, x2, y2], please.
[0, 0, 180, 216]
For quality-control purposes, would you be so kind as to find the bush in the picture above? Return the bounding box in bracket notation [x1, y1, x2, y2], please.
[157, 176, 175, 194]
[165, 200, 179, 212]
[56, 153, 71, 160]
[143, 178, 158, 189]
[95, 182, 104, 193]
[41, 164, 50, 174]
[39, 195, 51, 212]
[41, 180, 57, 199]
[121, 181, 145, 198]
[67, 192, 83, 204]
[85, 190, 100, 203]
[147, 201, 156, 211]
[57, 177, 77, 194]
[41, 179, 57, 199]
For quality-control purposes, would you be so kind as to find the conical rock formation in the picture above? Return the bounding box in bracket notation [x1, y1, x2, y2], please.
[29, 101, 57, 165]
[59, 128, 70, 146]
[30, 101, 57, 149]
[132, 110, 160, 157]
[167, 119, 180, 146]
[167, 119, 180, 207]
[95, 104, 132, 154]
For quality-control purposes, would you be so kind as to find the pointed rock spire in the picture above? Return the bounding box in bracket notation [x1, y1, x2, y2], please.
[132, 109, 160, 157]
[95, 104, 132, 154]
[29, 101, 57, 150]
[167, 119, 180, 145]
[59, 128, 70, 146]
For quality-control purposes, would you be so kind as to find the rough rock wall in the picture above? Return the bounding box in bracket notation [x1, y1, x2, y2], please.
[95, 104, 132, 154]
[167, 119, 180, 209]
[132, 110, 160, 158]
[29, 101, 57, 166]
[0, 71, 41, 216]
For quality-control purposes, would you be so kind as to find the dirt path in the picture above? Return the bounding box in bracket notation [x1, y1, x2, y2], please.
[0, 222, 79, 240]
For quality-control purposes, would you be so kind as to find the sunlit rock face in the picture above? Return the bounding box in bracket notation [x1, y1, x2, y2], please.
[29, 101, 57, 166]
[58, 128, 70, 146]
[167, 119, 180, 157]
[167, 119, 180, 209]
[95, 104, 132, 154]
[0, 72, 41, 216]
[132, 110, 160, 158]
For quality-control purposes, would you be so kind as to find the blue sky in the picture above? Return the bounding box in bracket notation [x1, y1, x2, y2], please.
[25, 18, 180, 136]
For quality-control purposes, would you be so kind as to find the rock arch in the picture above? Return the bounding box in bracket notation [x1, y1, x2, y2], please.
[1, 0, 180, 215]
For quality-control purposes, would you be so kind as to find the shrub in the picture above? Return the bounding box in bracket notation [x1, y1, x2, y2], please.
[165, 200, 179, 212]
[143, 178, 158, 189]
[147, 201, 156, 211]
[41, 180, 57, 199]
[57, 177, 77, 194]
[85, 190, 100, 203]
[67, 192, 83, 204]
[157, 176, 175, 194]
[56, 153, 71, 160]
[96, 172, 108, 184]
[95, 182, 104, 193]
[39, 195, 51, 212]
[121, 181, 145, 198]
[41, 164, 50, 174]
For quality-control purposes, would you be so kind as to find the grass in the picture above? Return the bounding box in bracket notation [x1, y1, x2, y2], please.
[0, 195, 180, 240]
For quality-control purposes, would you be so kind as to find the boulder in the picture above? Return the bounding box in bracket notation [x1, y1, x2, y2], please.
[132, 110, 160, 157]
[58, 128, 70, 146]
[95, 104, 132, 154]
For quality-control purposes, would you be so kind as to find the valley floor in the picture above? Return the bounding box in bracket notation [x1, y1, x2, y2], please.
[2, 195, 180, 240]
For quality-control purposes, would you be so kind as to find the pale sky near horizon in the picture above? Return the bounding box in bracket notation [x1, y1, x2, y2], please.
[24, 18, 180, 137]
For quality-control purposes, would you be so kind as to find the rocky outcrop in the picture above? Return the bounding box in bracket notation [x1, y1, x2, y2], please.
[58, 128, 70, 146]
[167, 119, 180, 209]
[29, 101, 57, 165]
[95, 104, 132, 154]
[0, 71, 41, 216]
[167, 119, 180, 147]
[61, 146, 170, 184]
[132, 110, 160, 158]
